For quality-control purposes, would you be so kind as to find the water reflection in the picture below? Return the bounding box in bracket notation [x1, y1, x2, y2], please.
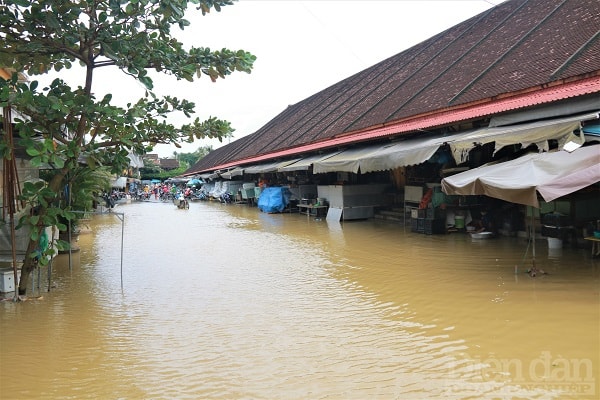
[1, 200, 598, 399]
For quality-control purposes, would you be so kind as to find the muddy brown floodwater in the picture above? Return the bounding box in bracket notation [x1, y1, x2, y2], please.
[1, 200, 598, 399]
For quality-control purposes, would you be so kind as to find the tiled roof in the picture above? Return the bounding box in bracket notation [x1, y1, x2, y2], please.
[159, 158, 180, 170]
[186, 0, 600, 174]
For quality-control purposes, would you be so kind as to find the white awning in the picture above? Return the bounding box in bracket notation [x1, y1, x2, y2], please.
[244, 159, 301, 174]
[307, 111, 599, 175]
[441, 144, 600, 208]
[313, 145, 387, 174]
[449, 110, 600, 163]
[111, 176, 128, 188]
[220, 167, 244, 180]
[278, 152, 341, 172]
[359, 135, 447, 173]
[312, 135, 447, 174]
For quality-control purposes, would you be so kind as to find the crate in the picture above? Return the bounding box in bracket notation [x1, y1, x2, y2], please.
[425, 218, 446, 235]
[426, 207, 446, 219]
[417, 217, 425, 233]
[411, 217, 418, 232]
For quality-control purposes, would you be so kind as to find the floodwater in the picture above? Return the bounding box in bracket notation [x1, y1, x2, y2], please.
[1, 199, 598, 399]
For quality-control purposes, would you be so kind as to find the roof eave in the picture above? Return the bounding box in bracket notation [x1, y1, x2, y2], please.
[189, 74, 600, 174]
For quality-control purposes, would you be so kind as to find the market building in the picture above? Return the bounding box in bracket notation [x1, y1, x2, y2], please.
[183, 0, 600, 246]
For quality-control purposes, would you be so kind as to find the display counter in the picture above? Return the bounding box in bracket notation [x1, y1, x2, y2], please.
[317, 184, 390, 220]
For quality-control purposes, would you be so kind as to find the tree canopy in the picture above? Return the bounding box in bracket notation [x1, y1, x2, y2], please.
[0, 0, 255, 295]
[175, 145, 213, 167]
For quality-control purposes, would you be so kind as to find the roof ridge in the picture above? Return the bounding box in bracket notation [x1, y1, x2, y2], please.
[385, 2, 500, 121]
[266, 77, 369, 149]
[295, 53, 426, 145]
[449, 0, 568, 105]
[551, 29, 600, 80]
[338, 34, 456, 133]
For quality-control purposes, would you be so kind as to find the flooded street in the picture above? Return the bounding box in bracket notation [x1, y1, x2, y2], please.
[1, 200, 598, 399]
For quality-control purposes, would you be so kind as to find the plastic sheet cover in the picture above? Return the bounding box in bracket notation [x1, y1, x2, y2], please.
[257, 187, 292, 213]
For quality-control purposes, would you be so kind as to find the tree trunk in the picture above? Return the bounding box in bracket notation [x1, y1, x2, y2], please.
[17, 169, 68, 296]
[18, 235, 39, 296]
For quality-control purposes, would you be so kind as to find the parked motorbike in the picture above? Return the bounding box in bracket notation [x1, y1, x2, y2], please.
[220, 192, 233, 204]
[103, 192, 116, 209]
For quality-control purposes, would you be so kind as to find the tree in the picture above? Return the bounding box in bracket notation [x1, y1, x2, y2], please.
[0, 0, 255, 296]
[174, 145, 213, 167]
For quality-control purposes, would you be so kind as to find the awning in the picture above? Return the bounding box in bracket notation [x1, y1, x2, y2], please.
[244, 159, 301, 174]
[278, 152, 340, 172]
[111, 176, 128, 188]
[313, 145, 386, 174]
[441, 144, 600, 208]
[312, 112, 598, 175]
[220, 167, 244, 180]
[312, 135, 448, 174]
[448, 110, 600, 163]
[359, 135, 446, 173]
[167, 177, 189, 184]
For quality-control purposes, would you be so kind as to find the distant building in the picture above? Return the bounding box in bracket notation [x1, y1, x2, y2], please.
[144, 153, 160, 166]
[159, 158, 180, 171]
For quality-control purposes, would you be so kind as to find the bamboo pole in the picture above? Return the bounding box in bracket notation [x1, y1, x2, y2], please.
[3, 105, 23, 301]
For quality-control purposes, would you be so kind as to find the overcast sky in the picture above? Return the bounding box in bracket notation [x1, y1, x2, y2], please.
[47, 0, 507, 157]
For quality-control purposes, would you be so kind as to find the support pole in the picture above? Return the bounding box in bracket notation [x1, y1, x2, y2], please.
[2, 105, 24, 302]
[531, 211, 536, 269]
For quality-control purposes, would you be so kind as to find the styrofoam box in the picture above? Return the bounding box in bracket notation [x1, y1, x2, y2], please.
[0, 269, 21, 293]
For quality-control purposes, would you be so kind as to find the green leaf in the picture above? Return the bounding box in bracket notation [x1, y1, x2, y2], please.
[30, 156, 43, 166]
[52, 156, 65, 169]
[26, 148, 41, 156]
[55, 239, 70, 251]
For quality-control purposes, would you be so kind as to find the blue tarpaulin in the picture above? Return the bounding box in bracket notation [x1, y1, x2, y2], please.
[583, 123, 600, 135]
[257, 187, 291, 213]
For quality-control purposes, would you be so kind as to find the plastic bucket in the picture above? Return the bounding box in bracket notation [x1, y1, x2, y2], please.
[455, 215, 465, 229]
[547, 237, 563, 249]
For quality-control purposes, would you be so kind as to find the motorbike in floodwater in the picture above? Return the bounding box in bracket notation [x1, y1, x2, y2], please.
[133, 190, 151, 201]
[174, 195, 189, 209]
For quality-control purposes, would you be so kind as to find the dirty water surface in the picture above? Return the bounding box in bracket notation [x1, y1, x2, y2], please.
[1, 200, 598, 399]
